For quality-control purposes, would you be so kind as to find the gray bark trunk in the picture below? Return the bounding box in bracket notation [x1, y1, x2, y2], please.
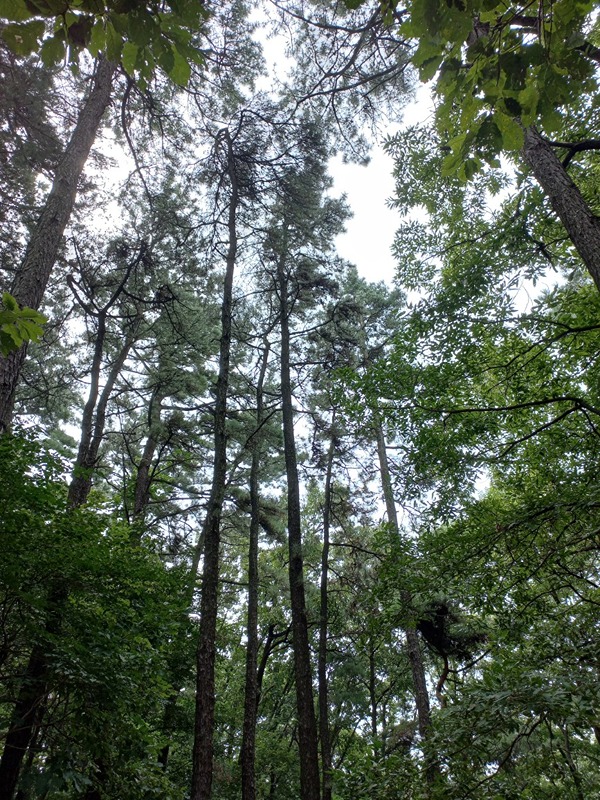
[132, 385, 164, 520]
[0, 57, 116, 430]
[522, 126, 600, 292]
[241, 340, 270, 800]
[68, 319, 137, 508]
[318, 426, 335, 800]
[277, 252, 321, 800]
[191, 129, 238, 800]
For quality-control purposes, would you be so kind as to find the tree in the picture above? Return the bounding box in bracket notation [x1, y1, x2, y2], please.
[1, 0, 208, 87]
[191, 122, 242, 800]
[0, 431, 185, 800]
[259, 119, 350, 800]
[0, 56, 116, 430]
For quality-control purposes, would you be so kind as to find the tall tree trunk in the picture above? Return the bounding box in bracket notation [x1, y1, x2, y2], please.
[318, 424, 335, 800]
[190, 128, 238, 800]
[374, 420, 438, 787]
[241, 340, 270, 800]
[1, 319, 136, 799]
[277, 254, 321, 800]
[0, 56, 116, 431]
[522, 126, 600, 292]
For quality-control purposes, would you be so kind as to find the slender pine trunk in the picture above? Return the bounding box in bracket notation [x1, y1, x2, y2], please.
[0, 57, 116, 431]
[133, 385, 165, 520]
[190, 128, 238, 800]
[68, 318, 138, 508]
[318, 425, 335, 800]
[277, 254, 321, 800]
[241, 340, 270, 800]
[368, 639, 379, 756]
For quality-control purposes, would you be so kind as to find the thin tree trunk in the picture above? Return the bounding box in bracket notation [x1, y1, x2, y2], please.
[368, 638, 379, 757]
[190, 128, 238, 800]
[68, 319, 138, 508]
[318, 425, 335, 800]
[522, 126, 600, 292]
[241, 340, 270, 800]
[2, 322, 136, 799]
[374, 420, 438, 787]
[277, 253, 321, 800]
[132, 385, 165, 520]
[0, 57, 116, 431]
[0, 309, 134, 798]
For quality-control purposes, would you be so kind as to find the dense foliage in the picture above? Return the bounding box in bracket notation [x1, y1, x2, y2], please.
[1, 1, 600, 799]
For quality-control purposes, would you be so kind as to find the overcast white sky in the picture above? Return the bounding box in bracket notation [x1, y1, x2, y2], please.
[329, 146, 399, 285]
[329, 85, 434, 286]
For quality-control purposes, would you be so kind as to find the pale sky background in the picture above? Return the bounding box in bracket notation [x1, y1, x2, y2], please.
[329, 85, 434, 286]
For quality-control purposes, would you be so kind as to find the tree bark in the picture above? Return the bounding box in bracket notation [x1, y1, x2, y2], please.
[241, 339, 270, 800]
[522, 126, 600, 293]
[318, 425, 335, 800]
[190, 128, 238, 800]
[277, 252, 321, 800]
[368, 639, 379, 756]
[0, 56, 116, 431]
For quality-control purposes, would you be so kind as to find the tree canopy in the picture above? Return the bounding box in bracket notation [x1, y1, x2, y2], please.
[1, 1, 600, 799]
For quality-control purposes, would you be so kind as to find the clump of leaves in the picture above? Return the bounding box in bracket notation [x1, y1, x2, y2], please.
[0, 292, 46, 355]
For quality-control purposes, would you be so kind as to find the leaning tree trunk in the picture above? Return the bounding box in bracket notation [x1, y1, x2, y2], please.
[277, 252, 321, 800]
[374, 419, 439, 788]
[190, 128, 239, 800]
[132, 384, 165, 521]
[522, 126, 600, 293]
[241, 339, 270, 800]
[0, 56, 116, 431]
[69, 316, 139, 508]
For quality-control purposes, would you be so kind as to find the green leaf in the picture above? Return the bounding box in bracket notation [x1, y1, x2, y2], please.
[40, 32, 65, 65]
[518, 81, 540, 125]
[419, 54, 444, 82]
[0, 295, 46, 355]
[1, 19, 45, 55]
[168, 43, 191, 85]
[121, 40, 139, 75]
[493, 111, 524, 151]
[476, 115, 503, 153]
[88, 19, 106, 56]
[2, 293, 18, 312]
[104, 19, 122, 62]
[125, 10, 154, 47]
[0, 0, 32, 21]
[156, 41, 174, 77]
